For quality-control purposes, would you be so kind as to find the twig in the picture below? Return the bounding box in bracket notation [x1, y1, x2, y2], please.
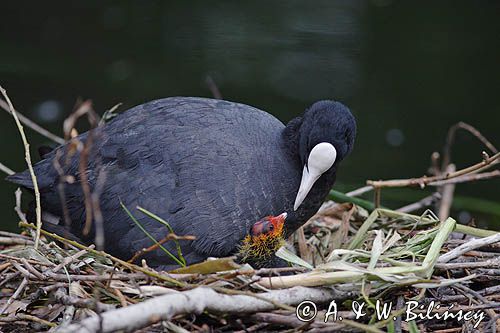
[14, 188, 27, 223]
[0, 98, 65, 144]
[127, 233, 196, 264]
[438, 232, 500, 263]
[428, 169, 500, 186]
[248, 312, 338, 330]
[396, 193, 441, 213]
[20, 258, 45, 280]
[11, 261, 37, 279]
[54, 287, 115, 311]
[346, 185, 373, 197]
[0, 161, 15, 175]
[435, 258, 500, 270]
[0, 313, 57, 328]
[44, 272, 146, 282]
[65, 100, 98, 236]
[0, 236, 33, 245]
[0, 86, 42, 249]
[0, 253, 54, 267]
[430, 151, 441, 176]
[442, 121, 498, 170]
[51, 245, 94, 273]
[0, 277, 28, 314]
[296, 227, 309, 262]
[367, 151, 500, 188]
[438, 164, 456, 221]
[254, 266, 308, 275]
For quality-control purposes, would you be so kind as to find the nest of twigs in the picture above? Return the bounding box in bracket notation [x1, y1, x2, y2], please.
[0, 87, 499, 332]
[0, 203, 498, 333]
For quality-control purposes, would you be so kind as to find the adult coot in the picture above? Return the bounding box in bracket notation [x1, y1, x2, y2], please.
[7, 97, 356, 269]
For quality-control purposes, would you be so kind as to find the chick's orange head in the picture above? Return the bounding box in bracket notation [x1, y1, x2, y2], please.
[250, 212, 287, 241]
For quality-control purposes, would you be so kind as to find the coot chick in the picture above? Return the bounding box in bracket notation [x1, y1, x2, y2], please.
[7, 97, 356, 269]
[238, 213, 288, 268]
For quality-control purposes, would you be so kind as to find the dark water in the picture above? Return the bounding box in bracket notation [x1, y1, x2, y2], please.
[0, 1, 499, 230]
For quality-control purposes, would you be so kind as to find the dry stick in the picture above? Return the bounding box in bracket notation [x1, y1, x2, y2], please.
[63, 101, 98, 236]
[346, 185, 373, 197]
[127, 233, 196, 263]
[438, 164, 456, 221]
[51, 245, 95, 273]
[0, 86, 42, 249]
[367, 151, 500, 188]
[57, 286, 347, 333]
[248, 312, 338, 330]
[44, 272, 146, 282]
[0, 313, 57, 328]
[0, 236, 33, 245]
[0, 253, 54, 267]
[296, 227, 309, 262]
[54, 288, 115, 311]
[0, 98, 65, 144]
[20, 258, 45, 280]
[435, 258, 500, 270]
[428, 169, 500, 186]
[430, 151, 441, 176]
[0, 161, 15, 175]
[396, 192, 441, 213]
[11, 261, 37, 279]
[0, 277, 28, 314]
[438, 232, 500, 263]
[442, 121, 498, 170]
[14, 188, 28, 223]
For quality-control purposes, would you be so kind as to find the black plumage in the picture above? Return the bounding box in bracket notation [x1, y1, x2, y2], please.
[7, 97, 356, 269]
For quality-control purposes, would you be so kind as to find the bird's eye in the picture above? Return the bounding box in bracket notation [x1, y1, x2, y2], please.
[268, 224, 274, 231]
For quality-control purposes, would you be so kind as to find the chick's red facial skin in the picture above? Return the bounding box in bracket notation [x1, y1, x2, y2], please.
[250, 214, 286, 238]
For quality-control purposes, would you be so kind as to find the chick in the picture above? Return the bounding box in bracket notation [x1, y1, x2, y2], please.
[237, 213, 288, 268]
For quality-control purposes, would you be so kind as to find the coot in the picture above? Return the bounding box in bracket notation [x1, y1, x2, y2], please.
[7, 97, 356, 268]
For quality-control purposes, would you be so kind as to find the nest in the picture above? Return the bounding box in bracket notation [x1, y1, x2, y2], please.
[0, 87, 499, 332]
[0, 203, 498, 333]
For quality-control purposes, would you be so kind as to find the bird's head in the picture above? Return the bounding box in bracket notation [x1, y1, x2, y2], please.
[237, 213, 287, 267]
[292, 100, 356, 211]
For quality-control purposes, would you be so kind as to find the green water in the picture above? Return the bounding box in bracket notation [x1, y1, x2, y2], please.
[0, 1, 498, 230]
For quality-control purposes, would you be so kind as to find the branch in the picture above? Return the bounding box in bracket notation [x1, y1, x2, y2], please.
[442, 121, 498, 170]
[367, 151, 500, 188]
[438, 164, 456, 221]
[0, 161, 15, 176]
[428, 169, 500, 186]
[396, 192, 441, 213]
[57, 286, 345, 333]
